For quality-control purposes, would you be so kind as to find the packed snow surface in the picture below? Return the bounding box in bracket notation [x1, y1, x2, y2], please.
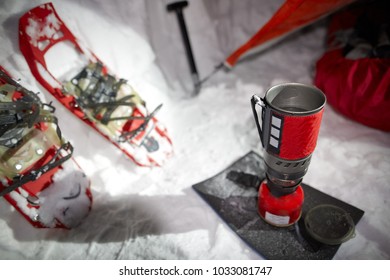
[0, 0, 389, 259]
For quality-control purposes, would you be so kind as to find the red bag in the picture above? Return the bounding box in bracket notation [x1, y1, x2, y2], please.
[314, 2, 390, 132]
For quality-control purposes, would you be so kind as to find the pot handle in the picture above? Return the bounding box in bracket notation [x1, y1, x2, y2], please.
[251, 95, 265, 147]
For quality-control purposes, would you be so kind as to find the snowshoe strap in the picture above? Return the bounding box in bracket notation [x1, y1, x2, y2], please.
[118, 104, 162, 142]
[0, 69, 72, 196]
[68, 62, 162, 142]
[0, 70, 63, 145]
[0, 142, 73, 197]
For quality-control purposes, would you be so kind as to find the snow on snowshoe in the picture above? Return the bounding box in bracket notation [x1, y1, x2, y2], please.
[0, 67, 92, 229]
[19, 2, 173, 167]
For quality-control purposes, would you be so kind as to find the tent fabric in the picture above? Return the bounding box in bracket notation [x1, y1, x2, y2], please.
[314, 2, 390, 131]
[224, 0, 356, 68]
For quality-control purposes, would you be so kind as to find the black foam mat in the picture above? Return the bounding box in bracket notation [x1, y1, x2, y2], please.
[192, 151, 364, 259]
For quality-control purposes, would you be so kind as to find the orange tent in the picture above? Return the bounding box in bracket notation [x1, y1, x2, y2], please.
[224, 0, 356, 68]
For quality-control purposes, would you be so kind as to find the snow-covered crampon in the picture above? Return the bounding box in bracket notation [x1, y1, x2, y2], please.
[19, 2, 173, 167]
[0, 67, 92, 229]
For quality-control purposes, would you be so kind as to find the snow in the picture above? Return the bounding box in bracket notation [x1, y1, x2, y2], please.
[0, 0, 389, 260]
[38, 160, 91, 228]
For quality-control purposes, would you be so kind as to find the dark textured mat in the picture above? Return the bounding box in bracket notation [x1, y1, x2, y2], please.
[192, 151, 364, 259]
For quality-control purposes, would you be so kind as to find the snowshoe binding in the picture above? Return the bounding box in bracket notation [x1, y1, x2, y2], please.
[0, 67, 92, 229]
[19, 2, 173, 167]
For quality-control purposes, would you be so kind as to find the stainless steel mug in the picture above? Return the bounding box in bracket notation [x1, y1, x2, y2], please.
[251, 83, 326, 190]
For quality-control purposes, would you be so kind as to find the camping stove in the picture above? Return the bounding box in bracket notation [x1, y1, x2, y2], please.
[251, 83, 326, 227]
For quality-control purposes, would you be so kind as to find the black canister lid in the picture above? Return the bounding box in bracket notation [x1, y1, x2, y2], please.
[304, 204, 355, 245]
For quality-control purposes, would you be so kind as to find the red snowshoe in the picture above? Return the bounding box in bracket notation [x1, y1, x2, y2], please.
[0, 67, 92, 229]
[19, 2, 173, 167]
